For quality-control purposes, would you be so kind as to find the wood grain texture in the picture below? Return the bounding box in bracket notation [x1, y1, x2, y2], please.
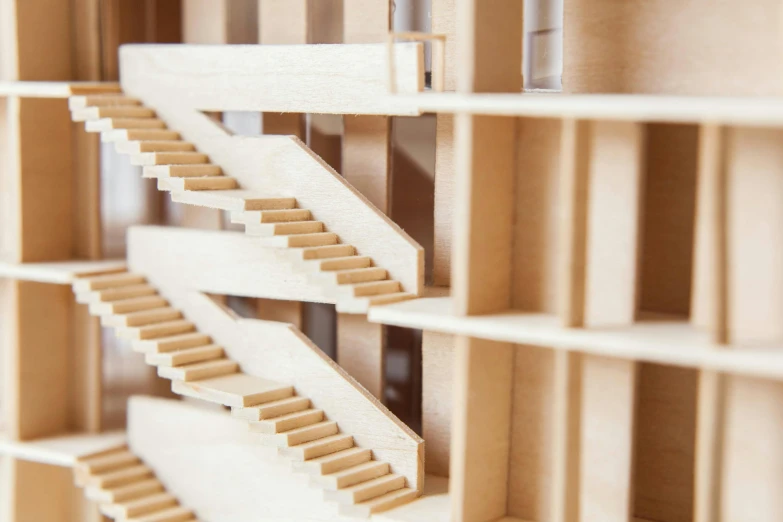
[579, 355, 638, 522]
[721, 376, 783, 522]
[120, 43, 424, 115]
[507, 345, 554, 521]
[120, 107, 424, 295]
[432, 114, 455, 287]
[549, 351, 582, 522]
[584, 121, 645, 327]
[342, 115, 391, 214]
[337, 315, 385, 400]
[563, 0, 783, 95]
[513, 118, 562, 313]
[694, 370, 725, 522]
[449, 337, 514, 522]
[421, 331, 453, 478]
[127, 226, 332, 303]
[726, 128, 783, 344]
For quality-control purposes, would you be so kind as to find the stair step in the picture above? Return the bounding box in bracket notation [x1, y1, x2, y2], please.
[245, 221, 324, 237]
[90, 295, 168, 316]
[324, 473, 405, 504]
[158, 358, 238, 382]
[260, 232, 337, 248]
[317, 267, 387, 285]
[315, 461, 390, 491]
[268, 420, 338, 447]
[231, 209, 311, 224]
[146, 344, 224, 367]
[171, 190, 295, 212]
[73, 272, 145, 292]
[86, 118, 166, 132]
[73, 106, 155, 121]
[117, 320, 195, 341]
[340, 487, 418, 517]
[338, 280, 401, 298]
[302, 256, 371, 272]
[76, 283, 157, 304]
[172, 373, 293, 408]
[133, 152, 209, 166]
[69, 94, 141, 110]
[102, 307, 182, 328]
[109, 492, 178, 519]
[249, 409, 324, 434]
[87, 464, 153, 489]
[86, 478, 164, 504]
[280, 434, 354, 461]
[294, 447, 372, 476]
[117, 140, 196, 154]
[288, 244, 355, 261]
[102, 129, 181, 142]
[158, 176, 238, 191]
[144, 164, 222, 178]
[76, 449, 139, 476]
[336, 292, 416, 314]
[125, 506, 194, 522]
[133, 332, 212, 354]
[232, 396, 310, 421]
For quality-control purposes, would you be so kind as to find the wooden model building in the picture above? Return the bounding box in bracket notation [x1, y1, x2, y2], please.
[1, 0, 782, 521]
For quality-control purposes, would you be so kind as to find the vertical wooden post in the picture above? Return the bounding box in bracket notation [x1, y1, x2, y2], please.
[449, 1, 522, 521]
[579, 121, 645, 522]
[336, 0, 392, 401]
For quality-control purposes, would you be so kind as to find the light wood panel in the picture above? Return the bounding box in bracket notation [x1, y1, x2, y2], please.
[421, 331, 453, 478]
[584, 121, 645, 327]
[337, 315, 385, 400]
[120, 43, 424, 115]
[449, 337, 514, 522]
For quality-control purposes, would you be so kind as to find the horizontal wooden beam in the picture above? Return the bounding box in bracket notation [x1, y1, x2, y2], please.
[0, 431, 126, 467]
[0, 260, 126, 284]
[368, 297, 783, 381]
[398, 92, 783, 127]
[0, 81, 120, 98]
[120, 43, 424, 115]
[127, 226, 332, 303]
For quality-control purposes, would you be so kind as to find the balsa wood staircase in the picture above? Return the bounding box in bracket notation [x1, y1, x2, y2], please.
[74, 445, 199, 522]
[72, 271, 418, 517]
[69, 94, 415, 313]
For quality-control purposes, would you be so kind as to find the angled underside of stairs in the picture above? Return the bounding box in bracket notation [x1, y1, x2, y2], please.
[74, 445, 200, 522]
[69, 94, 418, 313]
[71, 271, 420, 517]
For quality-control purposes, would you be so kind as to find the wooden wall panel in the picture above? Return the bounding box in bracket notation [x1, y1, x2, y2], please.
[422, 331, 453, 477]
[513, 118, 562, 312]
[507, 345, 555, 521]
[721, 376, 783, 522]
[563, 0, 783, 96]
[638, 124, 698, 316]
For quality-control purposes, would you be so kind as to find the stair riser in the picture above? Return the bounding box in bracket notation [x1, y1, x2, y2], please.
[294, 448, 372, 476]
[158, 360, 239, 382]
[232, 397, 311, 421]
[133, 334, 212, 354]
[281, 435, 354, 461]
[315, 462, 390, 490]
[250, 410, 324, 434]
[230, 209, 311, 224]
[325, 475, 405, 504]
[146, 345, 224, 367]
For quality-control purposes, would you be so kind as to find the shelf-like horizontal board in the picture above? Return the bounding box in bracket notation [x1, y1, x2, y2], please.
[0, 431, 126, 467]
[0, 259, 127, 285]
[368, 296, 783, 381]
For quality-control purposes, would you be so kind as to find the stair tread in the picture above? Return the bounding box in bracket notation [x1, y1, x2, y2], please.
[260, 231, 338, 248]
[112, 492, 178, 518]
[102, 307, 182, 328]
[73, 271, 145, 292]
[86, 478, 164, 504]
[85, 117, 167, 131]
[295, 447, 372, 475]
[303, 256, 372, 272]
[133, 332, 212, 354]
[143, 164, 222, 178]
[231, 209, 311, 224]
[250, 408, 324, 434]
[126, 505, 194, 522]
[87, 464, 153, 488]
[146, 344, 224, 367]
[69, 95, 141, 110]
[76, 283, 157, 304]
[158, 358, 239, 382]
[117, 319, 195, 340]
[337, 280, 401, 298]
[340, 487, 418, 517]
[103, 129, 181, 142]
[245, 220, 324, 237]
[316, 461, 391, 490]
[73, 106, 155, 121]
[77, 449, 139, 474]
[320, 267, 387, 285]
[289, 244, 356, 261]
[117, 140, 196, 154]
[281, 433, 354, 461]
[324, 473, 405, 504]
[172, 373, 293, 408]
[232, 396, 310, 421]
[90, 295, 168, 316]
[159, 176, 238, 191]
[336, 292, 416, 314]
[170, 190, 295, 212]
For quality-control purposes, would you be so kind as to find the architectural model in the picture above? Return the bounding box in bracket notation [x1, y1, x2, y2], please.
[1, 0, 781, 521]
